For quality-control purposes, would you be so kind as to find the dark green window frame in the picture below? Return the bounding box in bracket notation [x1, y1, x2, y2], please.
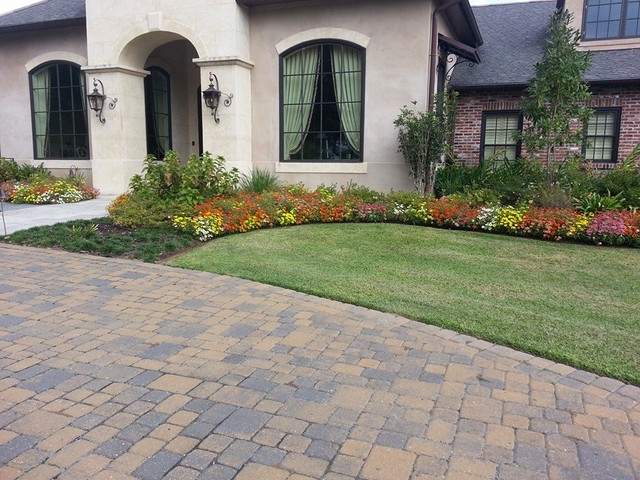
[145, 67, 172, 160]
[280, 40, 365, 163]
[583, 108, 621, 163]
[29, 62, 89, 160]
[480, 111, 523, 164]
[583, 0, 640, 40]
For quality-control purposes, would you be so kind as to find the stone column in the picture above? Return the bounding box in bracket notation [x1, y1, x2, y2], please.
[83, 66, 148, 195]
[195, 57, 254, 174]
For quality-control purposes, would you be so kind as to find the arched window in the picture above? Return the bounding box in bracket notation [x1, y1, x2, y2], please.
[145, 67, 172, 160]
[281, 41, 364, 162]
[30, 62, 89, 159]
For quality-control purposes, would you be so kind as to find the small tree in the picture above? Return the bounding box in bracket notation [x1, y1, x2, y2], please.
[519, 9, 593, 181]
[394, 89, 457, 195]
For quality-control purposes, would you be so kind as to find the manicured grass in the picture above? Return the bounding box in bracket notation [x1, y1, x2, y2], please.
[169, 223, 640, 385]
[3, 217, 197, 263]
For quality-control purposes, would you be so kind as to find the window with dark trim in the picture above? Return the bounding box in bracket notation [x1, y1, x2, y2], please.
[145, 67, 172, 160]
[30, 62, 89, 160]
[480, 111, 522, 164]
[583, 0, 640, 40]
[583, 108, 621, 163]
[280, 41, 364, 162]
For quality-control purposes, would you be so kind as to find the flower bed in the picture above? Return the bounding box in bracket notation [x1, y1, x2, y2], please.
[163, 188, 640, 247]
[2, 179, 99, 204]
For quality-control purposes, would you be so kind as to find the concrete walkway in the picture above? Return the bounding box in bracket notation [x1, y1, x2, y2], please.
[0, 244, 638, 480]
[0, 196, 114, 235]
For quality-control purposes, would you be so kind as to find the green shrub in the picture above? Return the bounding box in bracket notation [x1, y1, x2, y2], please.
[181, 151, 239, 201]
[0, 158, 21, 182]
[434, 163, 491, 197]
[0, 158, 50, 182]
[553, 156, 597, 199]
[434, 158, 546, 204]
[340, 182, 382, 203]
[394, 90, 457, 195]
[19, 163, 50, 181]
[239, 169, 282, 193]
[594, 167, 640, 208]
[108, 193, 188, 228]
[129, 151, 239, 205]
[484, 157, 546, 205]
[385, 191, 425, 208]
[434, 154, 637, 209]
[574, 191, 626, 214]
[446, 188, 499, 207]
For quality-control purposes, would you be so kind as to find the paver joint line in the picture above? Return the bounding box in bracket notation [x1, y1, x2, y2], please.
[0, 244, 638, 480]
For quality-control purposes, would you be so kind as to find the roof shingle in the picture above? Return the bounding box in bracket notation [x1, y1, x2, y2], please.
[449, 0, 640, 89]
[0, 0, 85, 33]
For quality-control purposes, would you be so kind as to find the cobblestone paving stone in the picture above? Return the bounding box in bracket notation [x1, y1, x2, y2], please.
[0, 244, 639, 480]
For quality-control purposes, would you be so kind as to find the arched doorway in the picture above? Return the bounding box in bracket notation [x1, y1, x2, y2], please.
[143, 38, 201, 161]
[87, 25, 250, 194]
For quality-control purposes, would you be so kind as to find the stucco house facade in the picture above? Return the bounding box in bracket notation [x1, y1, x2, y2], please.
[450, 0, 640, 168]
[0, 0, 482, 194]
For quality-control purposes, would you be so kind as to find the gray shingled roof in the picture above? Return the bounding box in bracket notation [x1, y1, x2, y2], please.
[0, 0, 85, 33]
[450, 0, 640, 89]
[586, 48, 640, 83]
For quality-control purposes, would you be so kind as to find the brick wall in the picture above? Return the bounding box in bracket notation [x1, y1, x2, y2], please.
[452, 84, 640, 167]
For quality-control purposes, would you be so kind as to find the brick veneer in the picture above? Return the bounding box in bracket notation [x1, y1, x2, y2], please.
[452, 84, 640, 167]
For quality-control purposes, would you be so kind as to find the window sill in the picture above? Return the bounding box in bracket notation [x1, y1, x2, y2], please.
[276, 162, 368, 174]
[578, 37, 640, 50]
[39, 159, 92, 169]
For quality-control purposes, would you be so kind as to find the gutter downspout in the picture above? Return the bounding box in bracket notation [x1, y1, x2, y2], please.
[428, 0, 462, 111]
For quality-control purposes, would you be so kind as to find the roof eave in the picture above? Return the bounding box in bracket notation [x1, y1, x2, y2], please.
[0, 18, 85, 35]
[439, 34, 481, 63]
[451, 78, 640, 91]
[588, 78, 640, 86]
[441, 0, 483, 48]
[450, 83, 528, 91]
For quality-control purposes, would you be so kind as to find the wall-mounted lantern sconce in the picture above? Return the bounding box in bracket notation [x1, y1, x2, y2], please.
[202, 73, 233, 123]
[87, 78, 117, 124]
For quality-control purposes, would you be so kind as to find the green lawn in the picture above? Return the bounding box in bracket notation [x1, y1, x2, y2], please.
[168, 223, 640, 385]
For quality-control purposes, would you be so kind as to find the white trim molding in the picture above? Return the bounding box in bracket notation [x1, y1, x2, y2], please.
[112, 21, 209, 68]
[275, 28, 370, 54]
[276, 162, 368, 174]
[82, 65, 150, 78]
[194, 56, 255, 70]
[40, 160, 92, 170]
[25, 52, 88, 72]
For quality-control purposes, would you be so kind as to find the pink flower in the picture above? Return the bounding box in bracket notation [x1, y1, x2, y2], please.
[586, 211, 628, 237]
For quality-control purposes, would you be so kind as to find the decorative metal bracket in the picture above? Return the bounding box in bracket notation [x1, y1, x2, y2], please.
[202, 73, 233, 123]
[442, 52, 476, 83]
[87, 78, 117, 124]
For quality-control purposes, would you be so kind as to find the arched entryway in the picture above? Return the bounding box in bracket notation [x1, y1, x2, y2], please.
[113, 31, 203, 162]
[86, 24, 252, 194]
[142, 38, 201, 161]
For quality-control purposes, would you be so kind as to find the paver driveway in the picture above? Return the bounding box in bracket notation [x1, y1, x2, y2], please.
[0, 244, 639, 480]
